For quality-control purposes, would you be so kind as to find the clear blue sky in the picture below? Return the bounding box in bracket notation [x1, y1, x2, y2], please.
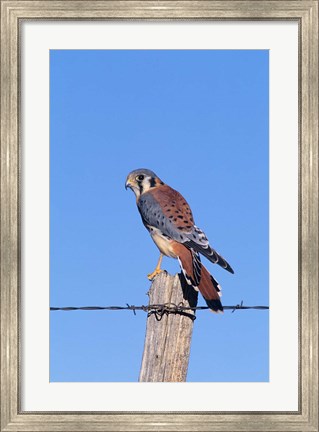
[50, 50, 269, 382]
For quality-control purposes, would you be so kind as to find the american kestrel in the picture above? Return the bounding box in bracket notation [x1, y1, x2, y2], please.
[125, 169, 234, 312]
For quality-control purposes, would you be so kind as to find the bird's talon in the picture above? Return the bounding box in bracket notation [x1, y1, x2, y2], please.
[147, 269, 163, 280]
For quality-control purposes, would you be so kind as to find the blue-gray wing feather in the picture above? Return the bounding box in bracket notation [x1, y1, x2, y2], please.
[138, 192, 234, 274]
[137, 193, 189, 242]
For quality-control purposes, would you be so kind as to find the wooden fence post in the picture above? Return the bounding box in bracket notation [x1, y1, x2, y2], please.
[139, 271, 198, 382]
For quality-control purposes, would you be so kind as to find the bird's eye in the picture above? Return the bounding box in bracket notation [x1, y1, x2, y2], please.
[136, 175, 144, 181]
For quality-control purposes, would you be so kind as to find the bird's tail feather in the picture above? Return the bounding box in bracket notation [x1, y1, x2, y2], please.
[175, 243, 223, 313]
[197, 265, 223, 313]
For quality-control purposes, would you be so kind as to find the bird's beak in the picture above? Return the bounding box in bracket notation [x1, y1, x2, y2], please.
[125, 178, 133, 190]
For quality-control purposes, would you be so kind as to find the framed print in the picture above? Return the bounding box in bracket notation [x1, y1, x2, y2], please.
[1, 1, 318, 431]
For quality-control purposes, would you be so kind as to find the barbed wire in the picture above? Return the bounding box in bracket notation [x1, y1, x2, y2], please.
[50, 301, 269, 321]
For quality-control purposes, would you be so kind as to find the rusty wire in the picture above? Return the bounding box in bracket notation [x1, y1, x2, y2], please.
[50, 301, 269, 321]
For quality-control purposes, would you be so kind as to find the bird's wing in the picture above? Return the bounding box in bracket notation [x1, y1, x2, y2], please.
[183, 226, 234, 274]
[137, 187, 191, 243]
[138, 185, 234, 274]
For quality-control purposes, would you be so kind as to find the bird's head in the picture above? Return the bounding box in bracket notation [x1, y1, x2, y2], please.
[125, 168, 164, 198]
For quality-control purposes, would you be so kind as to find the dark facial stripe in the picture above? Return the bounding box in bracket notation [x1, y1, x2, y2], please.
[137, 181, 144, 194]
[149, 177, 156, 188]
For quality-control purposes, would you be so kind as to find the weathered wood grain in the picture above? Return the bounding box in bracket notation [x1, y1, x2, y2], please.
[139, 272, 198, 382]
